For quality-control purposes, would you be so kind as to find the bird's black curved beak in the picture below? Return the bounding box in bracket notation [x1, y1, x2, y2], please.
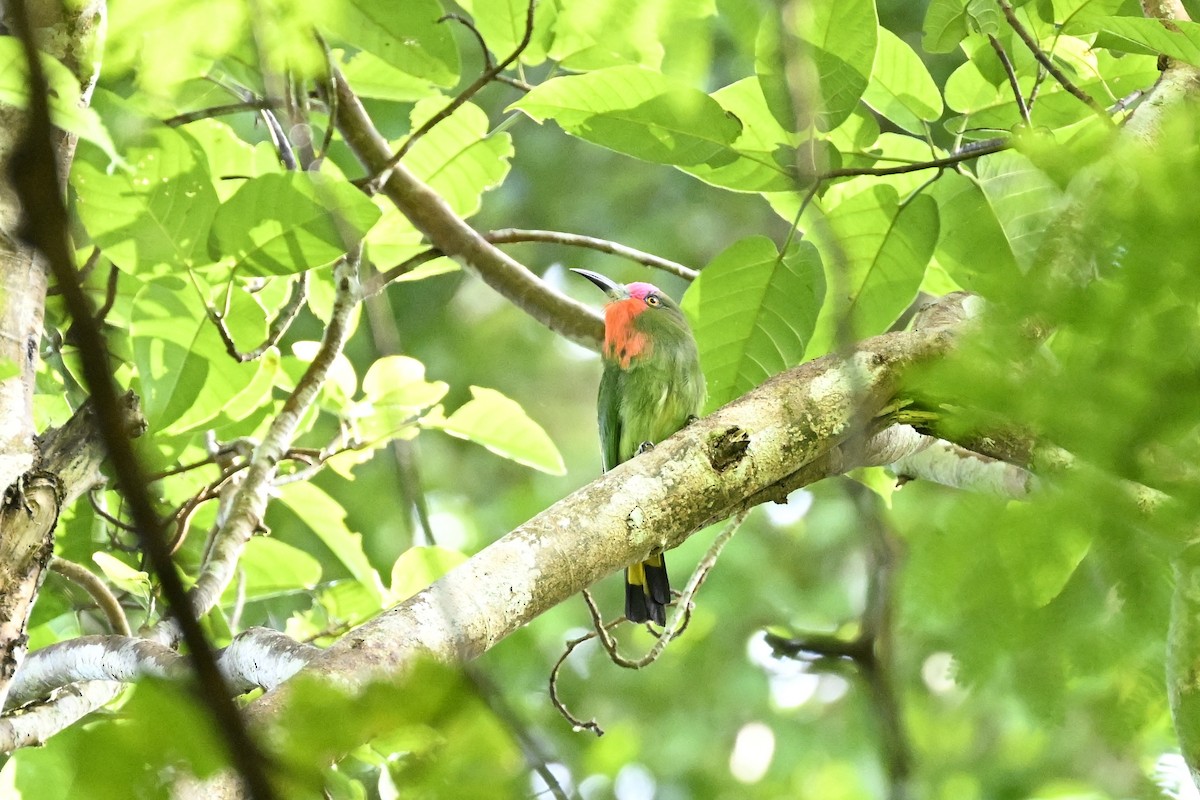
[570, 268, 628, 300]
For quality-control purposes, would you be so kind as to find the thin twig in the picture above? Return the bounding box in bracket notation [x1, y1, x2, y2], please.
[260, 106, 298, 171]
[163, 99, 283, 128]
[997, 0, 1114, 124]
[821, 139, 1010, 180]
[362, 249, 444, 297]
[547, 624, 614, 737]
[988, 35, 1031, 125]
[549, 513, 748, 733]
[368, 0, 538, 185]
[485, 229, 697, 281]
[87, 489, 136, 532]
[49, 557, 132, 636]
[93, 263, 119, 324]
[209, 273, 309, 362]
[183, 247, 364, 623]
[442, 14, 535, 92]
[5, 3, 277, 797]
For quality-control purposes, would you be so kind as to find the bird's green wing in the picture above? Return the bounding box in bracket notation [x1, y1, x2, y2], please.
[597, 363, 623, 472]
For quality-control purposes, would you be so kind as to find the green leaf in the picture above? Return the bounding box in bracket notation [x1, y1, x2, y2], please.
[278, 482, 383, 594]
[1051, 0, 1128, 24]
[454, 0, 557, 65]
[314, 0, 459, 86]
[923, 0, 972, 53]
[336, 49, 442, 102]
[681, 237, 825, 409]
[130, 278, 268, 433]
[92, 552, 151, 604]
[1076, 16, 1200, 64]
[424, 387, 566, 475]
[930, 171, 1021, 296]
[975, 150, 1064, 271]
[353, 355, 450, 444]
[389, 546, 468, 604]
[790, 0, 878, 131]
[549, 0, 714, 73]
[862, 28, 944, 135]
[210, 172, 381, 276]
[511, 65, 743, 166]
[105, 0, 247, 94]
[225, 537, 323, 603]
[404, 100, 514, 219]
[681, 78, 798, 192]
[0, 40, 122, 164]
[73, 127, 220, 274]
[804, 187, 939, 359]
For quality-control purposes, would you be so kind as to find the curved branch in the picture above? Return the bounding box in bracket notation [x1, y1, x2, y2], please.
[332, 70, 603, 349]
[484, 229, 697, 281]
[5, 636, 178, 710]
[4, 628, 318, 712]
[236, 299, 971, 740]
[49, 557, 130, 636]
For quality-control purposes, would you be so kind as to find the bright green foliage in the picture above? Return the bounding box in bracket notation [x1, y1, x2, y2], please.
[210, 173, 381, 276]
[682, 236, 824, 409]
[512, 66, 743, 165]
[8, 0, 1200, 797]
[803, 186, 938, 358]
[0, 41, 119, 162]
[424, 386, 567, 475]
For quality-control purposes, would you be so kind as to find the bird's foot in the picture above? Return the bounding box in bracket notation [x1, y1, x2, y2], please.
[685, 415, 700, 426]
[636, 441, 655, 456]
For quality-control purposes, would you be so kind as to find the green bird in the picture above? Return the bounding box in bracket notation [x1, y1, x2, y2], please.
[572, 269, 706, 625]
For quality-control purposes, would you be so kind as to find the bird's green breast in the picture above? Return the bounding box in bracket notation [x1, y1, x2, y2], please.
[598, 330, 705, 470]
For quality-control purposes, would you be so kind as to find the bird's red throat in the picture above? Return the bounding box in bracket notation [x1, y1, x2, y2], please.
[604, 299, 650, 368]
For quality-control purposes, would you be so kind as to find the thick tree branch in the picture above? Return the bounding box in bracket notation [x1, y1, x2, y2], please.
[331, 70, 604, 349]
[232, 301, 970, 746]
[4, 627, 318, 713]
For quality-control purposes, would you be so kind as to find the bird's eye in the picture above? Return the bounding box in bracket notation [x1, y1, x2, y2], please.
[645, 295, 661, 307]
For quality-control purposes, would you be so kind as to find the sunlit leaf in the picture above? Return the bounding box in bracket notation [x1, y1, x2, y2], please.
[314, 0, 459, 86]
[73, 127, 219, 274]
[975, 150, 1065, 271]
[278, 482, 383, 595]
[789, 0, 878, 131]
[225, 537, 323, 603]
[681, 236, 825, 409]
[92, 552, 151, 603]
[0, 40, 122, 164]
[130, 278, 267, 432]
[862, 28, 944, 135]
[389, 545, 468, 604]
[1075, 15, 1200, 64]
[404, 100, 514, 219]
[424, 387, 566, 475]
[804, 186, 938, 358]
[682, 78, 798, 192]
[511, 65, 742, 166]
[454, 0, 557, 65]
[930, 170, 1021, 296]
[210, 172, 382, 276]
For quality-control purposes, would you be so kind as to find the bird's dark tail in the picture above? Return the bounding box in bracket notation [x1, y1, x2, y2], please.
[625, 554, 670, 625]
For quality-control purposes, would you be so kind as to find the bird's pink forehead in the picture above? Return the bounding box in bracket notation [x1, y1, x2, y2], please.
[626, 282, 660, 300]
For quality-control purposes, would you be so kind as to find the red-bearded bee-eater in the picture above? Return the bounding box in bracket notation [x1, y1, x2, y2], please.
[571, 268, 706, 625]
